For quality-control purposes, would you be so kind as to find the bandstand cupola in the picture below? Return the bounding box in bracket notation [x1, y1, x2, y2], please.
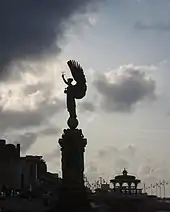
[110, 169, 141, 194]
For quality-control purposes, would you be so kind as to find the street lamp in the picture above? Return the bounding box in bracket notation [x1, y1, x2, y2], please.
[143, 183, 146, 193]
[153, 183, 160, 196]
[161, 180, 168, 198]
[146, 184, 153, 195]
[147, 184, 153, 195]
[156, 180, 168, 198]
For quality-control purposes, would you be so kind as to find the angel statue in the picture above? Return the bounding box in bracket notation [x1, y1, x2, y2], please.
[62, 60, 87, 121]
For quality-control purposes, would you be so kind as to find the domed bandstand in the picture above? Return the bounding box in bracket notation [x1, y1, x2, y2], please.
[110, 169, 142, 195]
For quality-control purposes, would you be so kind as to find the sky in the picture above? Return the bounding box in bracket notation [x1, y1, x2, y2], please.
[1, 0, 170, 196]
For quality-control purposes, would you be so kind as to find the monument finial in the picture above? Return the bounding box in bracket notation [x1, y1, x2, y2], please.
[62, 60, 87, 129]
[123, 168, 128, 176]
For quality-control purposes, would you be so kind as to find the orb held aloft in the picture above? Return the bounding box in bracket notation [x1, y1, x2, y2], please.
[67, 117, 79, 129]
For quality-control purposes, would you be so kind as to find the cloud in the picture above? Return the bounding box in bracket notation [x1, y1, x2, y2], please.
[0, 0, 99, 78]
[0, 61, 67, 154]
[85, 162, 99, 181]
[98, 146, 119, 158]
[0, 110, 44, 131]
[0, 92, 61, 156]
[135, 21, 170, 32]
[39, 127, 61, 136]
[44, 148, 61, 161]
[79, 101, 96, 112]
[16, 132, 38, 154]
[23, 82, 52, 96]
[0, 97, 64, 133]
[86, 145, 170, 195]
[93, 64, 156, 112]
[96, 146, 134, 176]
[5, 125, 61, 154]
[85, 146, 135, 182]
[0, 60, 67, 133]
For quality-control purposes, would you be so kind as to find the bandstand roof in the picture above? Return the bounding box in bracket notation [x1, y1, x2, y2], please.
[110, 169, 141, 184]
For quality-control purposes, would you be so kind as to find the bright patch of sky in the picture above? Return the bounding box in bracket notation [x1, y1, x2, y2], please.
[58, 0, 170, 193]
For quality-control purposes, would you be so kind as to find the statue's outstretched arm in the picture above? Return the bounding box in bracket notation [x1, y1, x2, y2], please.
[62, 74, 68, 85]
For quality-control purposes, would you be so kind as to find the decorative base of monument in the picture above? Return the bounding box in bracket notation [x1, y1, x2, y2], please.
[55, 123, 92, 211]
[56, 185, 91, 212]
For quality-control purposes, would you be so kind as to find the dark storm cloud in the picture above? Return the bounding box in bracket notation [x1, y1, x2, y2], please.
[0, 0, 98, 77]
[10, 126, 61, 154]
[0, 97, 64, 132]
[19, 127, 61, 153]
[94, 65, 156, 112]
[135, 21, 170, 32]
[0, 110, 44, 131]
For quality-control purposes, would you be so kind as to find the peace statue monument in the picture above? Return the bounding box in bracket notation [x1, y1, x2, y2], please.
[56, 60, 90, 212]
[62, 60, 87, 128]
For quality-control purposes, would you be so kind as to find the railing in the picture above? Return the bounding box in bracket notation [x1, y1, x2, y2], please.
[113, 187, 143, 195]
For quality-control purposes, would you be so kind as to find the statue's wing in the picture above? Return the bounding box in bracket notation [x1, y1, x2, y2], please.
[67, 60, 87, 99]
[67, 60, 86, 84]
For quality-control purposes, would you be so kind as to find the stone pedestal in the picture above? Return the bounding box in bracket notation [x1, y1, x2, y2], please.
[56, 128, 90, 211]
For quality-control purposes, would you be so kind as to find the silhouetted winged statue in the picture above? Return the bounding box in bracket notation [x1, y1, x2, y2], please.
[62, 60, 87, 119]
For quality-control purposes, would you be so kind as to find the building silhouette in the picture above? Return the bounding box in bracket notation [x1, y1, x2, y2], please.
[0, 139, 170, 211]
[0, 139, 61, 193]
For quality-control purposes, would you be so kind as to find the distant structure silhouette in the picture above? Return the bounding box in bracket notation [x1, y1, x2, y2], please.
[62, 60, 87, 129]
[92, 169, 170, 212]
[110, 169, 141, 194]
[0, 139, 48, 191]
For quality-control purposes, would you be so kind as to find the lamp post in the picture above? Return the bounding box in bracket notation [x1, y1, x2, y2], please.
[154, 180, 168, 198]
[151, 184, 153, 195]
[99, 177, 103, 187]
[161, 180, 168, 198]
[147, 184, 153, 195]
[153, 183, 159, 196]
[143, 183, 146, 193]
[156, 183, 159, 196]
[158, 181, 162, 198]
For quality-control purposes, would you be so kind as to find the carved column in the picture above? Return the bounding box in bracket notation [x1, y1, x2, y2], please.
[135, 182, 138, 194]
[59, 128, 87, 189]
[57, 127, 89, 211]
[128, 182, 131, 194]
